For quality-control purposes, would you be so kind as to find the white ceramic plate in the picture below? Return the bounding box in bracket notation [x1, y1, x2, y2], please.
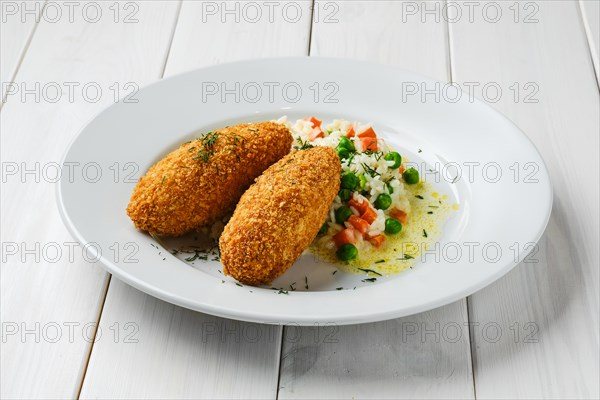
[57, 57, 552, 325]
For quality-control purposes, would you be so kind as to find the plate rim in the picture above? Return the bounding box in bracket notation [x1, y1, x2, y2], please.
[56, 56, 554, 325]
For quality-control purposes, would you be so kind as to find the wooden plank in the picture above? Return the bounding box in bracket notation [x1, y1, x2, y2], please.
[79, 1, 312, 398]
[0, 2, 180, 398]
[448, 1, 600, 398]
[580, 0, 600, 81]
[279, 2, 474, 399]
[0, 0, 44, 98]
[164, 0, 311, 75]
[80, 279, 283, 399]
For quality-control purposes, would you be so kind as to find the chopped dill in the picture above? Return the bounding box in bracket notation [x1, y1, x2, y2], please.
[365, 150, 384, 161]
[293, 137, 314, 150]
[358, 268, 382, 276]
[423, 229, 428, 238]
[398, 254, 414, 260]
[193, 131, 219, 163]
[184, 251, 208, 262]
[415, 195, 424, 199]
[346, 152, 356, 165]
[361, 278, 377, 283]
[362, 163, 380, 177]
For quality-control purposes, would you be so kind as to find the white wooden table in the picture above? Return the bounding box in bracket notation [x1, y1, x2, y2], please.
[1, 1, 598, 398]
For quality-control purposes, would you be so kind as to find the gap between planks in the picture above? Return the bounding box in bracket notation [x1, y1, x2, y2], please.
[0, 0, 46, 107]
[444, 3, 477, 398]
[73, 2, 184, 397]
[577, 0, 600, 89]
[444, 4, 477, 398]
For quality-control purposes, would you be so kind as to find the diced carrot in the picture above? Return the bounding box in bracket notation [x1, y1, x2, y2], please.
[308, 127, 324, 141]
[347, 215, 370, 235]
[390, 208, 408, 223]
[304, 116, 322, 129]
[333, 228, 357, 247]
[348, 198, 369, 215]
[357, 127, 376, 138]
[346, 127, 355, 138]
[399, 165, 406, 174]
[367, 234, 385, 248]
[361, 207, 378, 224]
[360, 136, 378, 151]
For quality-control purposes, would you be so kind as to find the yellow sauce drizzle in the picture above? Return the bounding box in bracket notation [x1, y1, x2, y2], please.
[310, 181, 457, 276]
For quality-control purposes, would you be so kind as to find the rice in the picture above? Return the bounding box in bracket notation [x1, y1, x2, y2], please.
[276, 116, 412, 255]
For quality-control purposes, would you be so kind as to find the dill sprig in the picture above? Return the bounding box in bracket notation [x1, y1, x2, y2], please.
[357, 268, 383, 276]
[293, 137, 314, 150]
[193, 131, 219, 163]
[362, 163, 380, 177]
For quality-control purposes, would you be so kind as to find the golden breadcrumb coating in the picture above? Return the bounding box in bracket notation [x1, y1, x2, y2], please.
[220, 146, 341, 285]
[126, 122, 293, 236]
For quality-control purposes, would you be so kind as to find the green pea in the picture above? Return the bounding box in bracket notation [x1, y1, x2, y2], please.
[384, 151, 402, 169]
[403, 167, 420, 184]
[338, 136, 355, 151]
[318, 222, 328, 235]
[336, 146, 351, 160]
[385, 218, 402, 234]
[374, 193, 392, 210]
[339, 189, 352, 202]
[340, 171, 358, 190]
[335, 206, 353, 224]
[358, 174, 367, 190]
[336, 244, 358, 261]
